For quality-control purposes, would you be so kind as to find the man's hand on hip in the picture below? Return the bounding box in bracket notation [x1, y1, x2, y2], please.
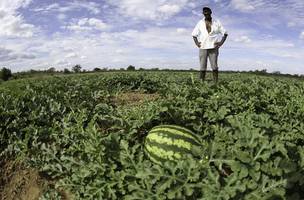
[197, 42, 201, 48]
[214, 42, 222, 49]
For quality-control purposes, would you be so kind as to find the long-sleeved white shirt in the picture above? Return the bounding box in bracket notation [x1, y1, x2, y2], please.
[192, 18, 227, 49]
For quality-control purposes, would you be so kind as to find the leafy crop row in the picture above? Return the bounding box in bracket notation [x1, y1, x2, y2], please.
[1, 72, 303, 199]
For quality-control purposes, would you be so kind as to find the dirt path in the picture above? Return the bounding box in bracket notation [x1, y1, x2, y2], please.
[0, 160, 45, 200]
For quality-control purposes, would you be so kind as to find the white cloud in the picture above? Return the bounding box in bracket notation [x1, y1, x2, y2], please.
[108, 0, 189, 21]
[229, 0, 304, 26]
[2, 25, 304, 74]
[56, 59, 70, 65]
[68, 1, 100, 14]
[176, 28, 189, 35]
[230, 0, 255, 11]
[33, 1, 100, 14]
[0, 0, 35, 37]
[300, 31, 304, 40]
[157, 4, 181, 15]
[65, 25, 91, 32]
[234, 35, 251, 43]
[115, 49, 124, 54]
[187, 2, 196, 8]
[65, 52, 77, 58]
[0, 0, 32, 12]
[0, 47, 15, 61]
[228, 33, 304, 62]
[65, 18, 109, 32]
[87, 18, 108, 30]
[229, 36, 296, 52]
[0, 46, 35, 61]
[57, 13, 67, 20]
[99, 27, 193, 50]
[287, 21, 296, 27]
[1, 26, 197, 71]
[33, 3, 59, 12]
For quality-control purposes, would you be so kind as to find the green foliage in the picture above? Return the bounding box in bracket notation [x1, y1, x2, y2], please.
[63, 68, 71, 74]
[0, 67, 13, 81]
[72, 64, 82, 73]
[0, 72, 304, 199]
[127, 65, 136, 71]
[47, 67, 56, 73]
[93, 67, 101, 72]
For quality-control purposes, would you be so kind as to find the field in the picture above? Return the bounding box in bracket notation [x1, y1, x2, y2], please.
[0, 71, 304, 200]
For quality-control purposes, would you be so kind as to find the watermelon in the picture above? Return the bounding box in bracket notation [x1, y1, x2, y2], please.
[144, 125, 203, 165]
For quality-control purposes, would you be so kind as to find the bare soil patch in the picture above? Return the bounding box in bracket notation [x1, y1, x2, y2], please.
[0, 160, 73, 200]
[111, 91, 160, 106]
[0, 160, 45, 200]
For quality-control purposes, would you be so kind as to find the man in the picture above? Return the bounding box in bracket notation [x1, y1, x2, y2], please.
[192, 7, 228, 83]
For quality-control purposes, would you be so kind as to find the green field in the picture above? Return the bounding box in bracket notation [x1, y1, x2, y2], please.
[1, 71, 304, 199]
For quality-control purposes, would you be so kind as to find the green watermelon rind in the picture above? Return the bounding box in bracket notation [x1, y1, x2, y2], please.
[144, 125, 203, 165]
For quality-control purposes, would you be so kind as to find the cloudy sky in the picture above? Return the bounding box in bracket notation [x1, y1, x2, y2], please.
[0, 0, 304, 74]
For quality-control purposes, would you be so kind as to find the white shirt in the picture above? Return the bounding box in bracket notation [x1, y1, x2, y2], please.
[192, 18, 227, 49]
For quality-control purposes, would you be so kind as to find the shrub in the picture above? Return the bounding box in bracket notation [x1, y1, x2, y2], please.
[0, 67, 13, 81]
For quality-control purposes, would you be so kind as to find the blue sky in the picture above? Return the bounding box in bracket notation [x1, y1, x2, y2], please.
[0, 0, 303, 74]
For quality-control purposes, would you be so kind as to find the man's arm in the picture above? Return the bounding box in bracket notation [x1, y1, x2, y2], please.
[192, 21, 201, 48]
[215, 33, 228, 48]
[215, 20, 228, 48]
[193, 36, 201, 48]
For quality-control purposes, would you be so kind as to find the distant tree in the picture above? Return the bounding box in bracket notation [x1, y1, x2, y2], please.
[29, 69, 38, 74]
[63, 68, 70, 74]
[0, 67, 13, 81]
[120, 68, 125, 71]
[261, 69, 267, 74]
[151, 68, 159, 71]
[72, 64, 82, 73]
[254, 69, 267, 75]
[127, 65, 135, 71]
[47, 67, 56, 73]
[94, 67, 101, 72]
[273, 71, 281, 75]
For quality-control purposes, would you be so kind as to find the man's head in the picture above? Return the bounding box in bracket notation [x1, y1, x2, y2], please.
[202, 7, 212, 19]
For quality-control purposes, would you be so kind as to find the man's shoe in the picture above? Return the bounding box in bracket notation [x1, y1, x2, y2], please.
[199, 71, 206, 81]
[212, 70, 218, 83]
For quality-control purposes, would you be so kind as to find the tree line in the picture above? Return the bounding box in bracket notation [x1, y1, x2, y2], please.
[1, 65, 304, 82]
[0, 64, 179, 81]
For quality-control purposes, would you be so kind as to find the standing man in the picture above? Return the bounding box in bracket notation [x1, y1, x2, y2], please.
[192, 7, 228, 83]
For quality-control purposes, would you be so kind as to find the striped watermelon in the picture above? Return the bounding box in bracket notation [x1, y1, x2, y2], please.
[144, 125, 203, 165]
